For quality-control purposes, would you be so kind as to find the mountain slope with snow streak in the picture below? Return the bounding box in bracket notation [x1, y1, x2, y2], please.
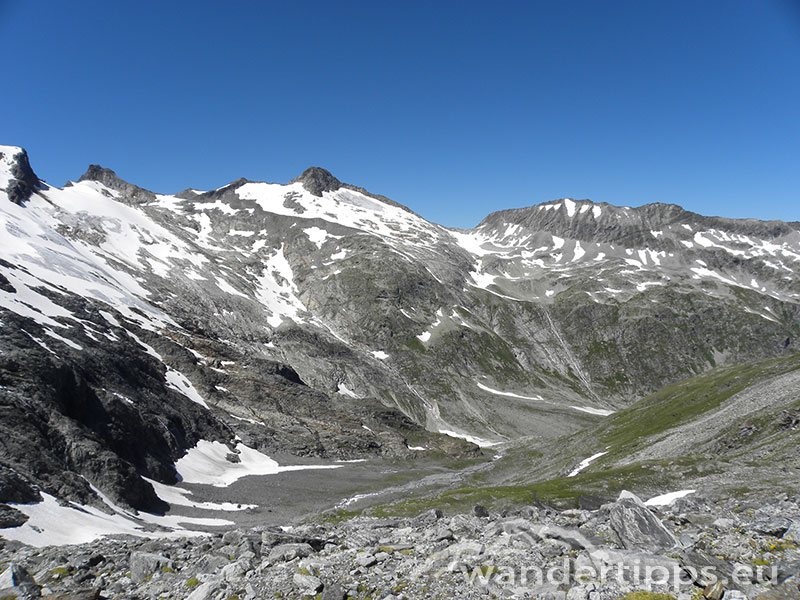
[1, 147, 799, 531]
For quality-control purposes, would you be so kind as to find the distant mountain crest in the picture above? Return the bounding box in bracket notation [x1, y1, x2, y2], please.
[78, 164, 156, 203]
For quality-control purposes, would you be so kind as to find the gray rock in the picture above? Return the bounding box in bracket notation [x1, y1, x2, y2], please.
[129, 551, 172, 582]
[0, 503, 29, 528]
[321, 582, 346, 600]
[703, 580, 724, 600]
[713, 518, 735, 530]
[781, 521, 800, 542]
[609, 492, 678, 551]
[752, 518, 791, 537]
[221, 558, 252, 581]
[0, 562, 40, 597]
[293, 572, 323, 593]
[356, 553, 377, 568]
[268, 542, 315, 562]
[186, 579, 222, 600]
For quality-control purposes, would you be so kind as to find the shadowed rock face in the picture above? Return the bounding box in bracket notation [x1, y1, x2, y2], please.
[1, 147, 40, 205]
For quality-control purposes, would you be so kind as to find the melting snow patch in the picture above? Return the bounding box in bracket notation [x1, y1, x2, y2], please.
[165, 369, 209, 409]
[694, 232, 715, 248]
[469, 269, 496, 289]
[1, 491, 230, 547]
[477, 382, 544, 402]
[175, 440, 342, 487]
[573, 241, 585, 261]
[144, 478, 256, 511]
[645, 489, 696, 506]
[438, 429, 501, 448]
[568, 450, 609, 477]
[214, 276, 248, 298]
[371, 350, 389, 360]
[570, 406, 615, 416]
[304, 226, 339, 248]
[337, 383, 359, 398]
[255, 247, 307, 328]
[228, 229, 255, 237]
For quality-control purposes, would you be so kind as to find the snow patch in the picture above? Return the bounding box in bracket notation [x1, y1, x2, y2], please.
[568, 450, 609, 477]
[175, 440, 342, 487]
[438, 429, 501, 448]
[645, 489, 696, 506]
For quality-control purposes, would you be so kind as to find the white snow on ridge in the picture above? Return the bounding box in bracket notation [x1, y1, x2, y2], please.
[371, 350, 389, 360]
[236, 182, 441, 246]
[194, 199, 239, 216]
[0, 193, 176, 332]
[568, 450, 609, 477]
[175, 440, 342, 487]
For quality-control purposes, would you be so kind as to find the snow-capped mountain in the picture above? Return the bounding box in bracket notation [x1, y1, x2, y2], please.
[1, 144, 798, 519]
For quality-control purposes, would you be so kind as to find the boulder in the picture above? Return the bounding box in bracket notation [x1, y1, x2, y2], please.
[609, 491, 678, 551]
[0, 562, 40, 597]
[268, 542, 315, 563]
[129, 551, 172, 582]
[781, 521, 800, 542]
[293, 572, 323, 593]
[186, 579, 222, 600]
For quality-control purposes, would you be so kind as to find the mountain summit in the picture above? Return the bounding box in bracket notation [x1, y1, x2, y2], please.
[290, 166, 343, 196]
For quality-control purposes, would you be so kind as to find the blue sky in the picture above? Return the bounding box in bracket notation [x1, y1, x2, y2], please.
[1, 0, 798, 228]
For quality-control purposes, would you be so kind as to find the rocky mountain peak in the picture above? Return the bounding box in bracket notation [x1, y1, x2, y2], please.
[0, 145, 40, 205]
[78, 164, 156, 203]
[290, 166, 342, 197]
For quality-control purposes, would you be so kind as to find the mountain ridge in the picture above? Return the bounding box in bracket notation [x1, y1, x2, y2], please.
[0, 144, 798, 542]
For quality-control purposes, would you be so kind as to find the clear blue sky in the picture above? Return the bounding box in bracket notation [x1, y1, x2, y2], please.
[2, 0, 798, 228]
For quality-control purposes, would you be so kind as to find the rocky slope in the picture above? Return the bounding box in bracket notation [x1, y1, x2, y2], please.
[1, 143, 799, 545]
[2, 491, 799, 599]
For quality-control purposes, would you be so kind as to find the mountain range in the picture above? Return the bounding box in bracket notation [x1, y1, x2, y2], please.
[1, 143, 799, 538]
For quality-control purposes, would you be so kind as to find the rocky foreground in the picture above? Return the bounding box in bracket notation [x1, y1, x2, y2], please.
[1, 492, 799, 600]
